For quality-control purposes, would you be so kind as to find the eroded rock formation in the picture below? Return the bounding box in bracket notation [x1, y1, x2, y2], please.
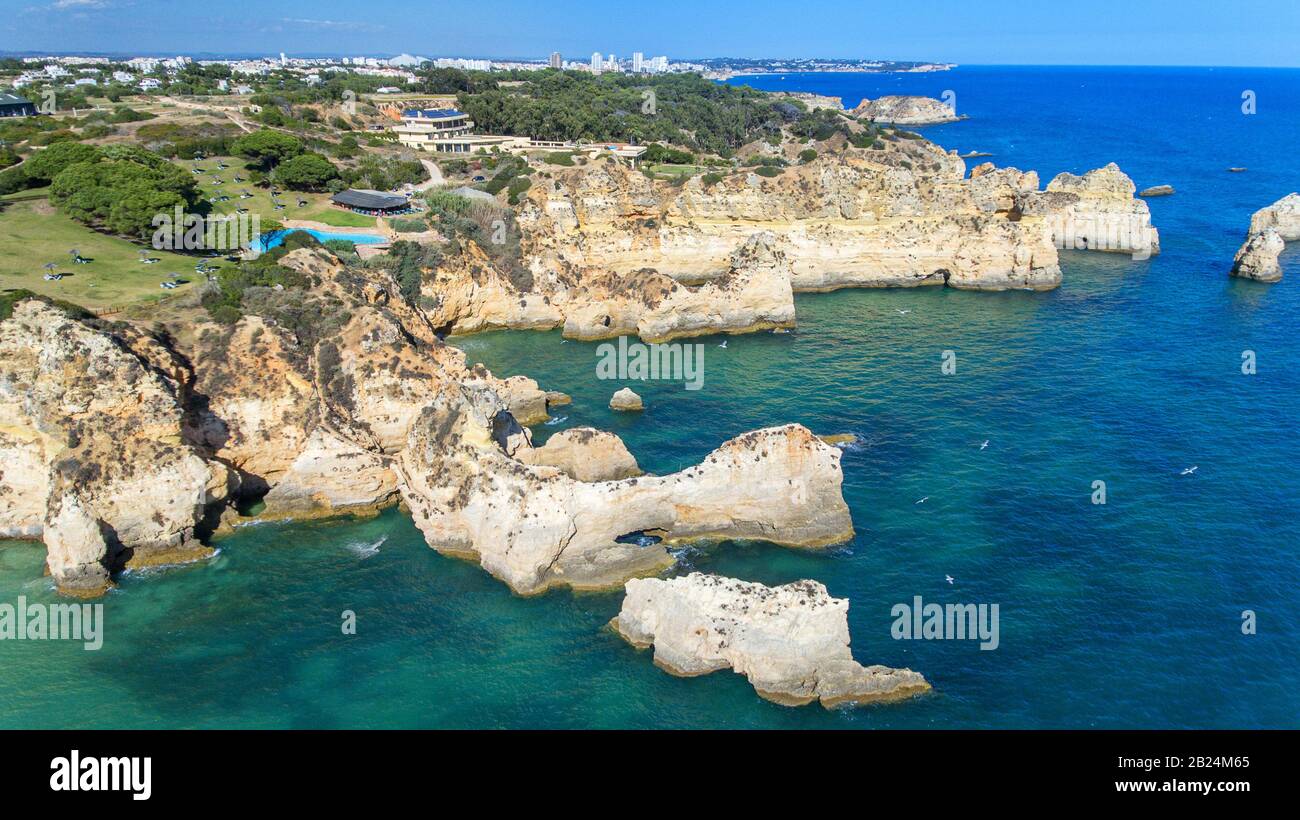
[516, 427, 641, 481]
[1026, 163, 1161, 257]
[398, 408, 853, 594]
[851, 95, 960, 125]
[1232, 228, 1285, 282]
[0, 300, 232, 595]
[612, 572, 930, 707]
[1231, 194, 1299, 283]
[0, 250, 852, 599]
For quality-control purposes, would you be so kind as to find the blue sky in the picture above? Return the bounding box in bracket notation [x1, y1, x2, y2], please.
[3, 0, 1299, 66]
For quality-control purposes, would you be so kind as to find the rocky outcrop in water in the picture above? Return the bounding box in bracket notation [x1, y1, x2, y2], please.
[1248, 193, 1300, 240]
[1231, 228, 1285, 282]
[398, 409, 854, 594]
[851, 96, 959, 125]
[1024, 163, 1161, 257]
[0, 250, 853, 599]
[609, 388, 643, 411]
[612, 572, 930, 707]
[1230, 194, 1299, 283]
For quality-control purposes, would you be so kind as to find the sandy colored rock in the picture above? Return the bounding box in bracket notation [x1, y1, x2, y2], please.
[1031, 163, 1160, 256]
[1138, 185, 1175, 197]
[41, 492, 111, 596]
[612, 573, 930, 708]
[609, 388, 643, 411]
[561, 231, 796, 342]
[851, 95, 959, 125]
[0, 300, 232, 593]
[517, 427, 641, 481]
[1248, 193, 1300, 241]
[1231, 228, 1285, 282]
[397, 396, 854, 594]
[1, 250, 854, 606]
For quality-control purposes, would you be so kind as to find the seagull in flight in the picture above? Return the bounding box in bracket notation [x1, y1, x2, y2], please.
[896, 308, 912, 315]
[945, 574, 954, 585]
[718, 340, 727, 349]
[979, 440, 989, 450]
[915, 496, 929, 504]
[1180, 465, 1198, 475]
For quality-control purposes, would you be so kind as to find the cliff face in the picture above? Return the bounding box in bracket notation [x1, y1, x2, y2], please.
[0, 250, 854, 599]
[409, 144, 1156, 343]
[0, 300, 232, 595]
[613, 573, 930, 708]
[515, 152, 1064, 295]
[1029, 163, 1161, 257]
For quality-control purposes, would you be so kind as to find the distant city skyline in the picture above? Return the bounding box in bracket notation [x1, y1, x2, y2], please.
[2, 0, 1298, 67]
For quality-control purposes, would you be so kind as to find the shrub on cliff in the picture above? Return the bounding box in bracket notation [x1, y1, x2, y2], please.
[506, 176, 532, 205]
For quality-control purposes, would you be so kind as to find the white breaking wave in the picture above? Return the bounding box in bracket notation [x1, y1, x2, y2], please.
[346, 536, 387, 559]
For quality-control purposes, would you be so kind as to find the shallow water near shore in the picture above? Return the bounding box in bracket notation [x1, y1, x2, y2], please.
[2, 67, 1298, 728]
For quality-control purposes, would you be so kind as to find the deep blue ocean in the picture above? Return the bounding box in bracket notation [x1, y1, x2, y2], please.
[1, 67, 1297, 728]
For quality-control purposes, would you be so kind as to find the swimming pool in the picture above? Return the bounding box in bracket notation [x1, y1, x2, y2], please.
[255, 229, 388, 252]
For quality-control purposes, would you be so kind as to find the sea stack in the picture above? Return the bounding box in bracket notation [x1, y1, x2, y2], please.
[612, 573, 930, 708]
[1231, 193, 1299, 282]
[609, 388, 643, 411]
[1231, 228, 1285, 282]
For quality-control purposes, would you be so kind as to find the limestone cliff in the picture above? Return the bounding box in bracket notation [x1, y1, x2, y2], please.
[0, 250, 853, 600]
[851, 96, 960, 125]
[398, 400, 854, 594]
[410, 143, 1156, 341]
[0, 300, 232, 595]
[1027, 163, 1161, 257]
[612, 573, 930, 708]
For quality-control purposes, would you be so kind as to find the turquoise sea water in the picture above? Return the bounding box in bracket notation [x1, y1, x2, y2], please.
[2, 67, 1298, 728]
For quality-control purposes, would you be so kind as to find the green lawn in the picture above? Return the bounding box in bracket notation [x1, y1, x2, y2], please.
[176, 156, 381, 230]
[0, 192, 206, 312]
[297, 208, 382, 228]
[0, 155, 386, 314]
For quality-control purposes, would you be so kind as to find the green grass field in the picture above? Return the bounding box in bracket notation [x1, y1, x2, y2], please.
[0, 156, 386, 313]
[176, 156, 381, 230]
[0, 189, 206, 312]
